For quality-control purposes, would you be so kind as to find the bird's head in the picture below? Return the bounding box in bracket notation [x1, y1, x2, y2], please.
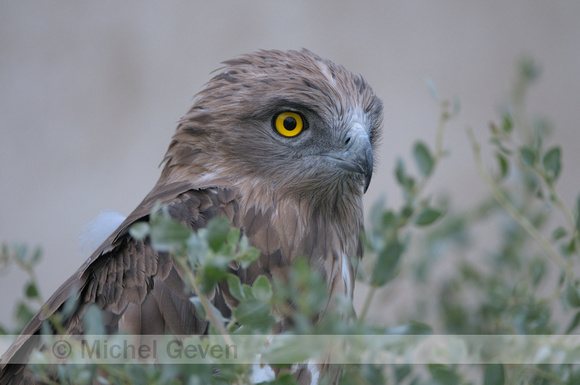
[163, 49, 383, 210]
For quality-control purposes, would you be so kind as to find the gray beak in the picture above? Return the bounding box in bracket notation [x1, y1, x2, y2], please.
[322, 124, 373, 193]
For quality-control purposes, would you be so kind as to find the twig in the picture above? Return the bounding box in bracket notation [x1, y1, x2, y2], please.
[435, 100, 451, 159]
[173, 255, 234, 347]
[533, 165, 580, 255]
[358, 286, 377, 322]
[466, 127, 570, 275]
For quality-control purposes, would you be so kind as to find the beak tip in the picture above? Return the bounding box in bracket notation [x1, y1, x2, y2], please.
[363, 176, 371, 193]
[363, 149, 373, 194]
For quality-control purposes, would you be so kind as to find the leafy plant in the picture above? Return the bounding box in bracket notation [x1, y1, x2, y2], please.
[2, 57, 579, 384]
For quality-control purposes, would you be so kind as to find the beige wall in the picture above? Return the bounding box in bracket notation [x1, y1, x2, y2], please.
[1, 1, 579, 327]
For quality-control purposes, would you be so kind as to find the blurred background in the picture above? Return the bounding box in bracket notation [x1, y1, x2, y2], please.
[1, 1, 579, 328]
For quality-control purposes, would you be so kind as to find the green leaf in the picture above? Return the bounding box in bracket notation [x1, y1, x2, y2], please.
[381, 210, 397, 230]
[129, 222, 150, 241]
[30, 247, 43, 265]
[262, 339, 313, 367]
[232, 298, 275, 331]
[575, 194, 580, 232]
[415, 207, 443, 226]
[519, 146, 536, 166]
[530, 258, 546, 287]
[564, 280, 580, 308]
[483, 364, 505, 385]
[501, 114, 513, 133]
[242, 284, 254, 299]
[369, 196, 386, 231]
[226, 227, 240, 247]
[15, 301, 36, 329]
[552, 226, 568, 241]
[371, 240, 404, 286]
[413, 141, 434, 177]
[236, 243, 260, 268]
[496, 152, 509, 179]
[395, 158, 416, 194]
[252, 275, 273, 302]
[427, 364, 460, 385]
[519, 56, 540, 82]
[395, 158, 407, 186]
[424, 77, 440, 101]
[198, 257, 229, 294]
[25, 282, 38, 299]
[226, 274, 245, 301]
[542, 146, 562, 183]
[561, 237, 578, 256]
[394, 364, 412, 382]
[126, 363, 149, 385]
[83, 304, 105, 335]
[61, 287, 80, 320]
[207, 217, 231, 252]
[186, 232, 209, 265]
[150, 214, 192, 252]
[565, 311, 580, 334]
[400, 206, 414, 222]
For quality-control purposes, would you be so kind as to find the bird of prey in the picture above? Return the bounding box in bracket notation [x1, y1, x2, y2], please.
[0, 48, 383, 384]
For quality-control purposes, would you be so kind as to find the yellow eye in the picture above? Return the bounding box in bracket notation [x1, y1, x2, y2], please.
[274, 112, 304, 137]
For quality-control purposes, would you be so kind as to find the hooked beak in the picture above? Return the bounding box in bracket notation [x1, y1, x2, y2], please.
[322, 123, 373, 193]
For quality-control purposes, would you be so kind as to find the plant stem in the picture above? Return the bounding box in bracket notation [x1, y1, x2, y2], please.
[435, 100, 450, 160]
[173, 255, 234, 347]
[467, 128, 570, 275]
[539, 171, 580, 255]
[358, 285, 377, 322]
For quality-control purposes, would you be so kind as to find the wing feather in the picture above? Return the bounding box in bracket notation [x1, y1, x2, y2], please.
[0, 185, 239, 384]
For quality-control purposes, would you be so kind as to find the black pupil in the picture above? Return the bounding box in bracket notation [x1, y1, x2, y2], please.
[283, 116, 297, 131]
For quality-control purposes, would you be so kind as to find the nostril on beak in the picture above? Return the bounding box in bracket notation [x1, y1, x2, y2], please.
[344, 135, 352, 146]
